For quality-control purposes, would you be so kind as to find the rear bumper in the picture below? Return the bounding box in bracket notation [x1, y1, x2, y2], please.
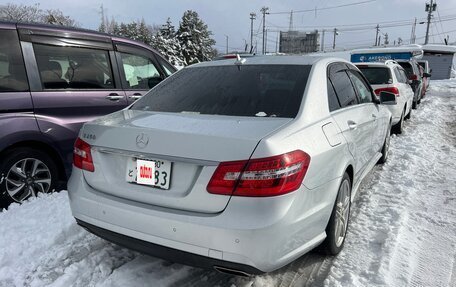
[387, 104, 403, 125]
[68, 168, 338, 272]
[76, 219, 262, 275]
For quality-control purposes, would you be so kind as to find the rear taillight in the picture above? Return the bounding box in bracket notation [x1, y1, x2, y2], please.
[73, 137, 94, 172]
[207, 150, 311, 197]
[374, 87, 400, 96]
[409, 74, 418, 81]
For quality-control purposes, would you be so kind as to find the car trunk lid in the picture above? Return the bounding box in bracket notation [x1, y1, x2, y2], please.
[81, 110, 292, 213]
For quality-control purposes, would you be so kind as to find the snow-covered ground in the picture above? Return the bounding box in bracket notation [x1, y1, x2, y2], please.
[0, 80, 455, 287]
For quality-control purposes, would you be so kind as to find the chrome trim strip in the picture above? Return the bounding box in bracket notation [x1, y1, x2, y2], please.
[95, 147, 219, 166]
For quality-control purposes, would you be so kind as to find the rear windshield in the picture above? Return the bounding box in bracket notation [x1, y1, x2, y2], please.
[397, 62, 413, 76]
[131, 65, 311, 118]
[357, 67, 392, 85]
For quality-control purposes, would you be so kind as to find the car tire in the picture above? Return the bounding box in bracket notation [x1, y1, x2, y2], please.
[392, 110, 404, 135]
[378, 122, 391, 164]
[405, 105, 412, 120]
[0, 148, 58, 206]
[321, 172, 351, 255]
[412, 100, 417, 109]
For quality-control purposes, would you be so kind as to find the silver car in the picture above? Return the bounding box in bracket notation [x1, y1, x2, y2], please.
[68, 56, 395, 274]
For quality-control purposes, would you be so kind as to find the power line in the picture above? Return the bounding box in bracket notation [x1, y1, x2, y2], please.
[265, 16, 456, 34]
[268, 0, 377, 15]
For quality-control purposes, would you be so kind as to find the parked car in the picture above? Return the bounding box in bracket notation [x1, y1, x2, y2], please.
[68, 56, 395, 274]
[396, 59, 424, 108]
[418, 60, 432, 95]
[0, 22, 176, 206]
[356, 60, 414, 134]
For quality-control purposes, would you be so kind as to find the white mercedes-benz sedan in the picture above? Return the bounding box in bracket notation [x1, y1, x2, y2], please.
[68, 56, 395, 275]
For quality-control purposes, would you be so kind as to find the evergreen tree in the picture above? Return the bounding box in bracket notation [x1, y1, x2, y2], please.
[137, 19, 153, 45]
[151, 18, 184, 67]
[177, 10, 216, 65]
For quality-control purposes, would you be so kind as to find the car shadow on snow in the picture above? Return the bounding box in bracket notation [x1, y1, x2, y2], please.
[167, 251, 332, 287]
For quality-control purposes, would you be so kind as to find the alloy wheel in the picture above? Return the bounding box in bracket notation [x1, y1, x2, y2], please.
[334, 178, 351, 247]
[5, 158, 52, 202]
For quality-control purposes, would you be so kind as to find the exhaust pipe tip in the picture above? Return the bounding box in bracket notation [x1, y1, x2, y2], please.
[213, 266, 251, 277]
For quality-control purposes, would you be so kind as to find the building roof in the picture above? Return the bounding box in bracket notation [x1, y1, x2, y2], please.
[421, 44, 456, 54]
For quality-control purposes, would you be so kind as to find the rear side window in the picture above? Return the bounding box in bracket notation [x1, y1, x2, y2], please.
[33, 44, 114, 90]
[348, 71, 373, 104]
[394, 67, 407, 83]
[393, 68, 402, 83]
[157, 57, 177, 76]
[357, 67, 391, 85]
[0, 30, 29, 92]
[399, 69, 409, 83]
[327, 79, 341, 112]
[131, 65, 311, 118]
[329, 69, 359, 108]
[119, 52, 162, 89]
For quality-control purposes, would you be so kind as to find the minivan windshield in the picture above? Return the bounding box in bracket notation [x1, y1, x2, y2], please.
[357, 67, 392, 85]
[131, 65, 311, 118]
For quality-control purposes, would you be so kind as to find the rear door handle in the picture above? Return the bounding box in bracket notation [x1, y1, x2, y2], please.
[106, 93, 124, 101]
[347, 120, 358, 130]
[128, 93, 143, 100]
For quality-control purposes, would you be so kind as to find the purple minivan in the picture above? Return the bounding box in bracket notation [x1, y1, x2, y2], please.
[0, 22, 176, 206]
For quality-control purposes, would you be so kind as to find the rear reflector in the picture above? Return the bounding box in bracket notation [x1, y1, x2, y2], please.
[409, 74, 418, 81]
[73, 137, 94, 172]
[374, 87, 400, 96]
[207, 150, 311, 197]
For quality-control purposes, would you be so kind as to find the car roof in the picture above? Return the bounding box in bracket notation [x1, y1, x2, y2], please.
[0, 21, 161, 54]
[355, 62, 389, 67]
[188, 55, 350, 68]
[355, 61, 402, 69]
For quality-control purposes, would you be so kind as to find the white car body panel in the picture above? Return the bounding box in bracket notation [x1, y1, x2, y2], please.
[68, 56, 392, 273]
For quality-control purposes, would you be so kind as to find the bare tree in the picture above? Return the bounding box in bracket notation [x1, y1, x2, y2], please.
[0, 3, 42, 23]
[41, 9, 77, 27]
[0, 3, 77, 27]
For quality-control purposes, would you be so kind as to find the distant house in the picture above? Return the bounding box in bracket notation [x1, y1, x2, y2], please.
[421, 45, 456, 80]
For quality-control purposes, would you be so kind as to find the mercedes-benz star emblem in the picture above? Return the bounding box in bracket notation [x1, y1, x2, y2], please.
[136, 133, 149, 149]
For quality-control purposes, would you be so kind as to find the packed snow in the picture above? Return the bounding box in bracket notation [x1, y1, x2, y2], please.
[0, 80, 455, 287]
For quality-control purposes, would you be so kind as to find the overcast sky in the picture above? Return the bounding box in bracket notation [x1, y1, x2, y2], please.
[11, 0, 456, 52]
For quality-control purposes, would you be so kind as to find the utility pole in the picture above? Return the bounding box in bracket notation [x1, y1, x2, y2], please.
[249, 12, 256, 53]
[425, 0, 437, 45]
[265, 29, 268, 54]
[225, 35, 229, 54]
[375, 24, 380, 46]
[321, 29, 325, 51]
[276, 32, 279, 53]
[289, 10, 293, 31]
[332, 28, 338, 50]
[410, 18, 417, 44]
[261, 7, 269, 55]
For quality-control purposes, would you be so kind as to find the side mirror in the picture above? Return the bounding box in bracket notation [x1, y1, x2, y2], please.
[379, 91, 397, 105]
[423, 72, 431, 78]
